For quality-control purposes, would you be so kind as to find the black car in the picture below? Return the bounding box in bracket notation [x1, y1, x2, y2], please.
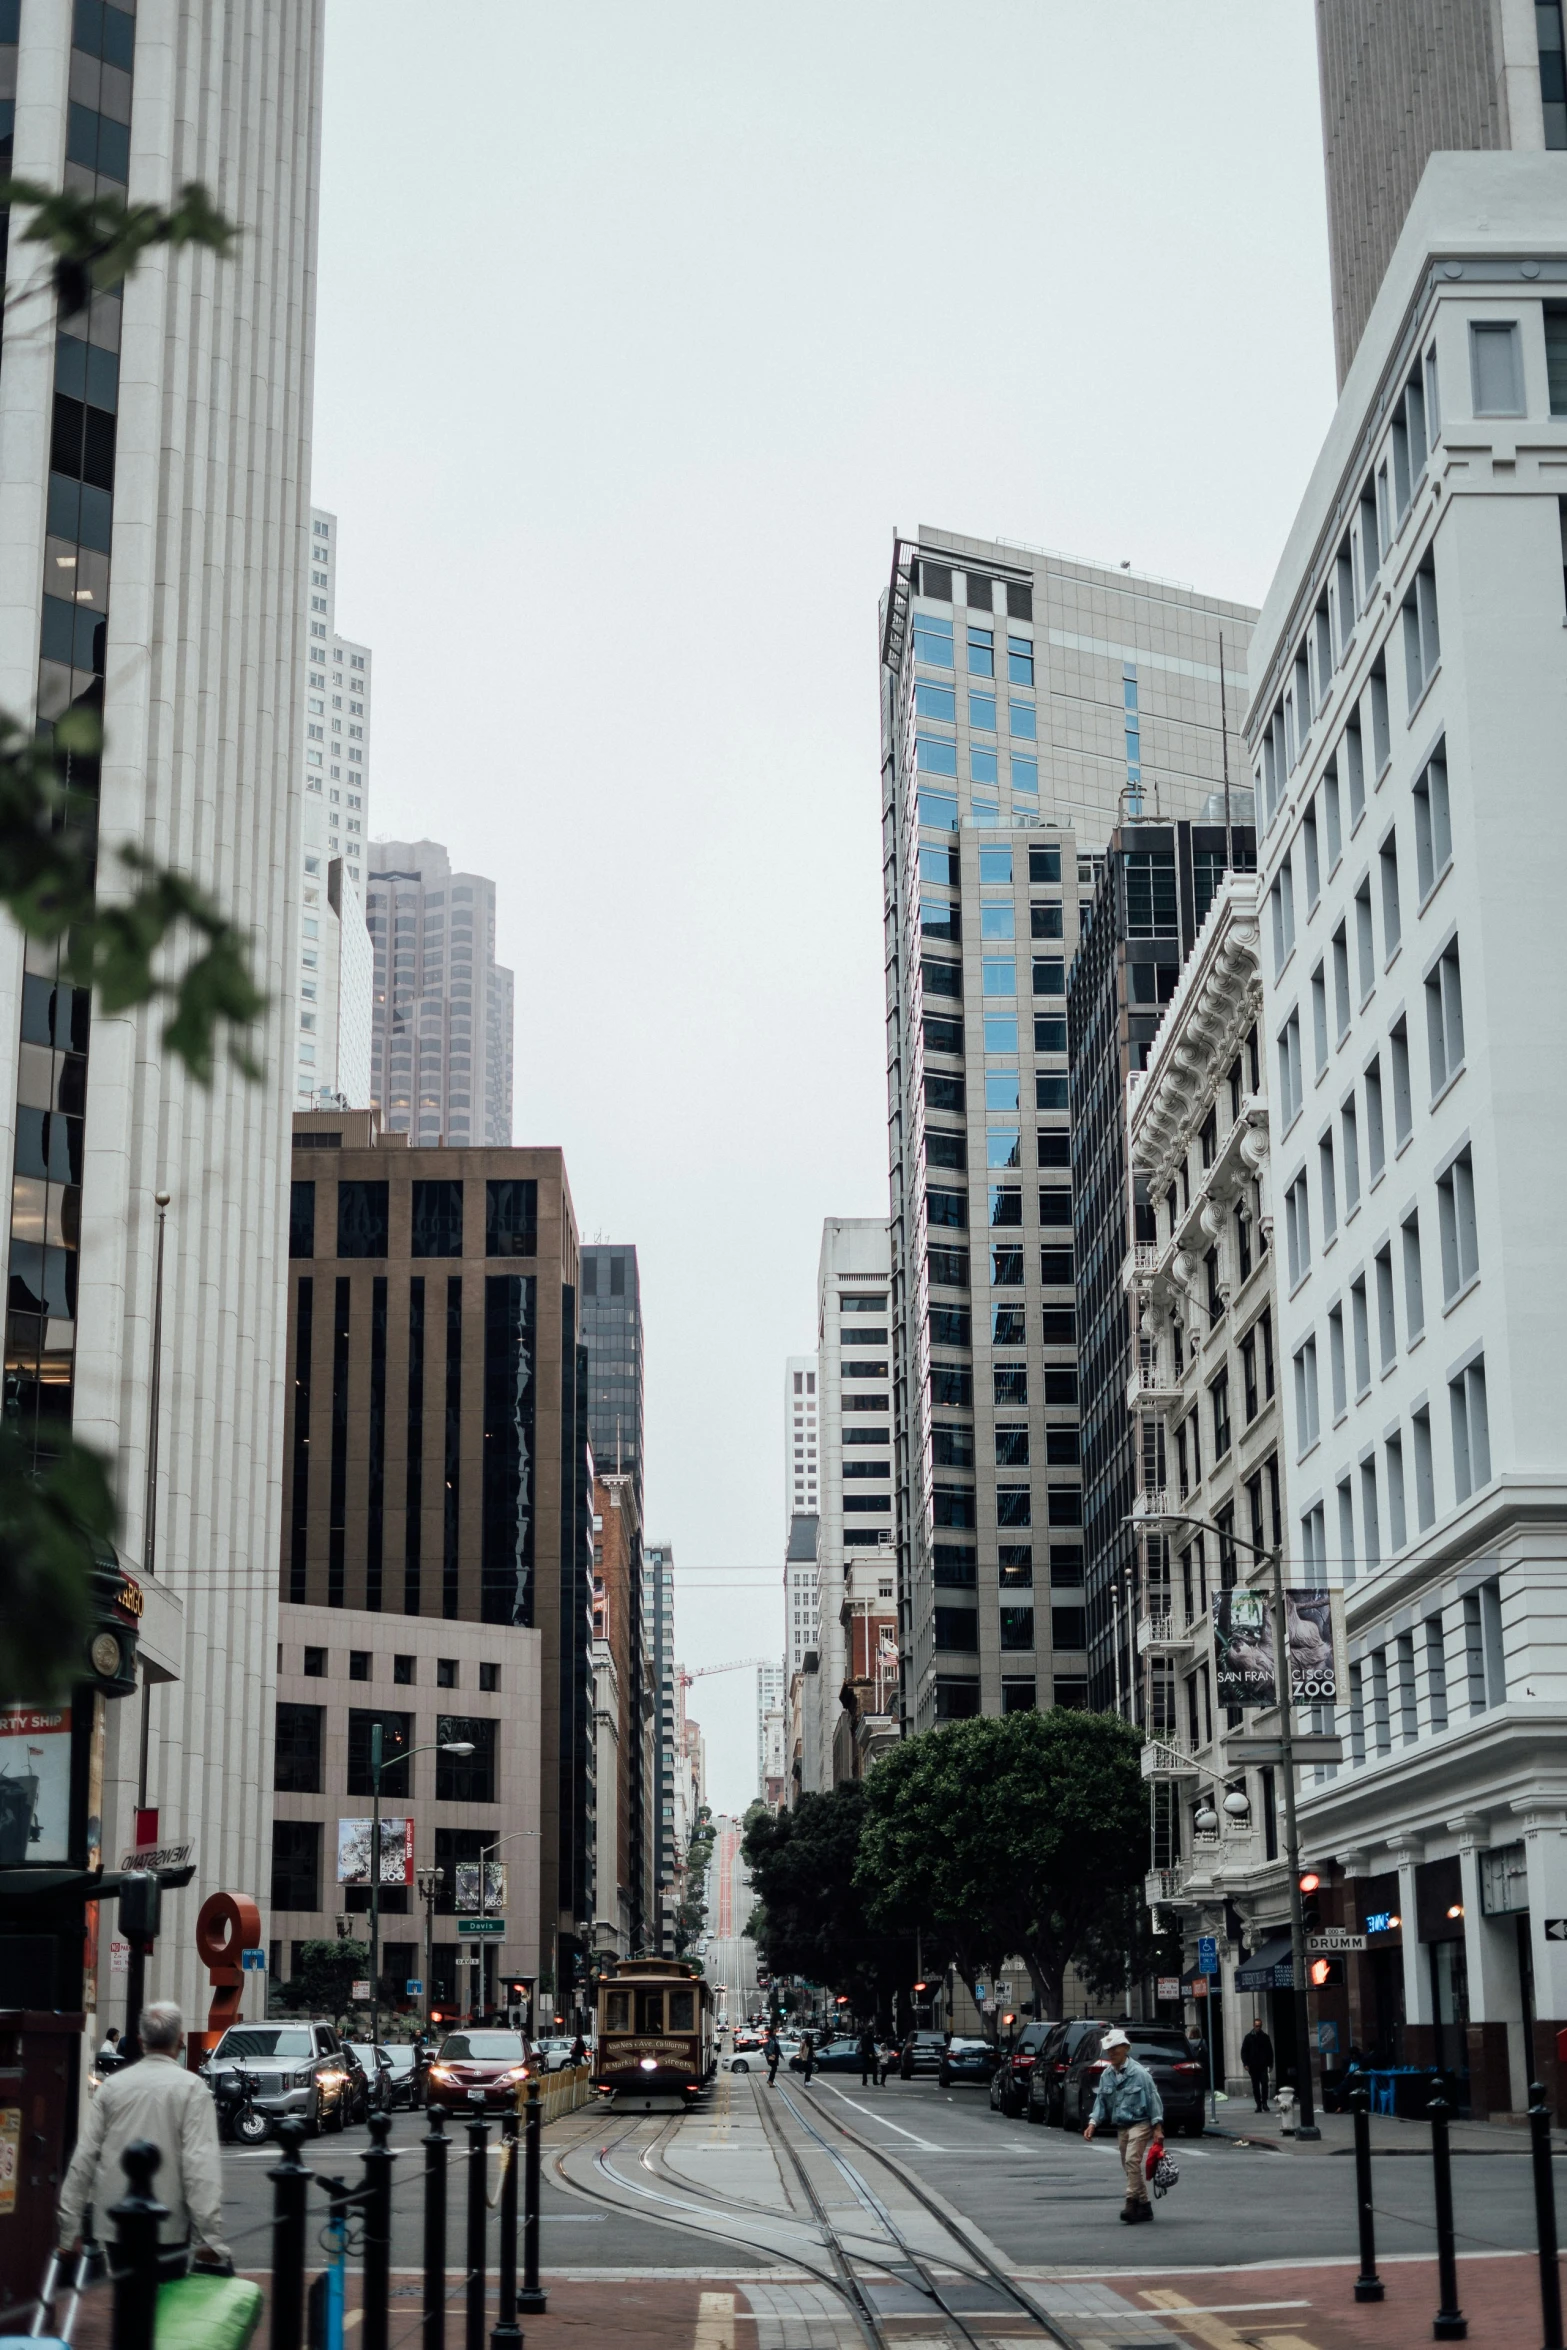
[899, 2030, 947, 2078]
[938, 2036, 998, 2089]
[1060, 2023, 1207, 2136]
[988, 2020, 1056, 2117]
[1025, 2019, 1107, 2126]
[793, 2036, 868, 2074]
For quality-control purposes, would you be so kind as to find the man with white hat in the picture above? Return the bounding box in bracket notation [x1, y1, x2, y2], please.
[1083, 2027, 1164, 2223]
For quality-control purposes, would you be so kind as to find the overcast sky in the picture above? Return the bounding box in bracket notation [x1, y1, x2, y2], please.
[312, 1, 1336, 1815]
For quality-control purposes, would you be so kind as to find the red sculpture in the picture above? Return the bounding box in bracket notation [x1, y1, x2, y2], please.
[193, 1890, 261, 2061]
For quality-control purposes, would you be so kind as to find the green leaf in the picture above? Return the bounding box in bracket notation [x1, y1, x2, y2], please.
[0, 177, 238, 308]
[0, 1427, 118, 1706]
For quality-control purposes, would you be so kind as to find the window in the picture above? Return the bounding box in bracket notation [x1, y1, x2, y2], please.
[1011, 701, 1036, 739]
[1241, 1327, 1259, 1421]
[437, 1658, 458, 1687]
[1030, 901, 1064, 938]
[1311, 961, 1329, 1075]
[1354, 881, 1375, 1002]
[980, 903, 1014, 941]
[1285, 1174, 1311, 1287]
[1351, 1276, 1371, 1395]
[1413, 747, 1451, 899]
[1425, 1615, 1449, 1728]
[971, 747, 999, 787]
[1303, 801, 1321, 906]
[346, 1709, 412, 1798]
[1341, 1096, 1361, 1216]
[1007, 635, 1034, 684]
[1386, 1432, 1407, 1551]
[926, 1013, 964, 1054]
[290, 1181, 315, 1260]
[1032, 957, 1064, 995]
[1012, 755, 1039, 796]
[1390, 1019, 1412, 1147]
[1413, 1407, 1435, 1531]
[1549, 307, 1567, 411]
[271, 1820, 321, 1913]
[912, 611, 953, 667]
[977, 846, 1012, 885]
[1361, 1456, 1381, 1568]
[1277, 1010, 1303, 1130]
[479, 1662, 500, 1692]
[1450, 1356, 1491, 1501]
[1365, 1056, 1386, 1183]
[999, 1607, 1035, 1651]
[967, 627, 994, 678]
[1375, 1245, 1397, 1370]
[303, 1646, 325, 1678]
[969, 691, 996, 731]
[338, 1180, 389, 1258]
[1029, 846, 1061, 884]
[1328, 1303, 1347, 1418]
[1436, 1146, 1479, 1300]
[917, 734, 958, 777]
[1369, 659, 1390, 774]
[412, 1180, 463, 1258]
[1269, 857, 1296, 974]
[1318, 1129, 1338, 1240]
[982, 960, 1015, 998]
[394, 1655, 415, 1685]
[988, 1181, 1022, 1225]
[274, 1703, 323, 1794]
[1293, 1336, 1320, 1453]
[436, 1717, 497, 1802]
[1470, 320, 1524, 415]
[995, 1426, 1029, 1467]
[1402, 1213, 1425, 1339]
[1425, 938, 1465, 1094]
[349, 1649, 371, 1682]
[994, 1364, 1028, 1405]
[1211, 1371, 1231, 1459]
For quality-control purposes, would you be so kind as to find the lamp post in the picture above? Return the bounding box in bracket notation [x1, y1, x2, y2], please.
[416, 1864, 444, 2035]
[1123, 1505, 1321, 2140]
[369, 1729, 472, 2082]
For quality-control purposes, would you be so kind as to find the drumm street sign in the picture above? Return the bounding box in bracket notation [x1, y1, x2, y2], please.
[1307, 1930, 1366, 1954]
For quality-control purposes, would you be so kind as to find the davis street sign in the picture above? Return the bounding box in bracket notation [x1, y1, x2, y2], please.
[457, 1918, 505, 1936]
[1307, 1930, 1367, 1954]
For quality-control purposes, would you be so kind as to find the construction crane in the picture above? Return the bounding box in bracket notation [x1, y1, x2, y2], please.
[677, 1656, 777, 1689]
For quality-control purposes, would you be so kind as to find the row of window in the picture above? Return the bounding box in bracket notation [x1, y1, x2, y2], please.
[1294, 1348, 1491, 1578]
[289, 1178, 538, 1261]
[918, 898, 1065, 944]
[932, 1484, 1081, 1529]
[932, 1605, 1085, 1653]
[1346, 1577, 1505, 1765]
[934, 1538, 1084, 1586]
[911, 611, 1036, 684]
[914, 682, 1037, 738]
[275, 1706, 498, 1799]
[923, 1014, 1068, 1058]
[932, 1424, 1079, 1468]
[916, 734, 1040, 794]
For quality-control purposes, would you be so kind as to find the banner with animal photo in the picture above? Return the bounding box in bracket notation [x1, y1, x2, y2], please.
[1211, 1588, 1338, 1709]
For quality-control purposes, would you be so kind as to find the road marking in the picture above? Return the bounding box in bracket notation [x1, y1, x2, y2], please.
[1131, 2305, 1309, 2319]
[1138, 2289, 1320, 2350]
[813, 2084, 945, 2149]
[694, 2290, 735, 2350]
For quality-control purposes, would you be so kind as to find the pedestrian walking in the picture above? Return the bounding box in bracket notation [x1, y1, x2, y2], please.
[857, 2025, 877, 2088]
[57, 2003, 230, 2271]
[95, 2025, 122, 2069]
[802, 2032, 815, 2083]
[1240, 2017, 1274, 2113]
[1083, 2027, 1165, 2225]
[765, 2028, 781, 2087]
[879, 2037, 896, 2088]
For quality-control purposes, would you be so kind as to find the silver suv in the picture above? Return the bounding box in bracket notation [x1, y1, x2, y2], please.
[204, 2021, 352, 2132]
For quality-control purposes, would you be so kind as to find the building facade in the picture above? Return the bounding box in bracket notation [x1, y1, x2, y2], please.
[755, 1659, 786, 1795]
[590, 1468, 648, 1956]
[0, 0, 323, 2042]
[365, 841, 514, 1146]
[281, 1108, 594, 2002]
[879, 530, 1255, 1732]
[1071, 816, 1257, 1714]
[582, 1245, 644, 1494]
[785, 1353, 819, 1523]
[784, 1511, 820, 1796]
[1249, 153, 1567, 2117]
[644, 1540, 677, 1948]
[834, 1557, 900, 1783]
[1315, 0, 1567, 387]
[296, 505, 373, 1111]
[809, 1217, 892, 1789]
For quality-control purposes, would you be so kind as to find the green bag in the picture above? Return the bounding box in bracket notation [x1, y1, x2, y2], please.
[156, 2271, 264, 2350]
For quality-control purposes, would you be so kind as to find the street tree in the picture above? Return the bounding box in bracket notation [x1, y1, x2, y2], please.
[856, 1707, 1146, 2023]
[743, 1785, 915, 2027]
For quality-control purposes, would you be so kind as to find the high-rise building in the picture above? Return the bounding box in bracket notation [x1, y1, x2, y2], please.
[296, 507, 373, 1112]
[591, 1469, 648, 1957]
[1315, 0, 1567, 387]
[784, 1507, 819, 1683]
[280, 1109, 595, 2006]
[785, 1353, 819, 1519]
[809, 1217, 892, 1790]
[365, 841, 514, 1146]
[1249, 153, 1567, 2118]
[582, 1246, 644, 1498]
[755, 1660, 786, 1794]
[644, 1540, 677, 1948]
[0, 0, 322, 2065]
[1069, 815, 1257, 1714]
[878, 529, 1254, 1730]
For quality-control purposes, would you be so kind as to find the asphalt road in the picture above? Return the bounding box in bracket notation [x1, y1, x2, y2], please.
[215, 2072, 1551, 2279]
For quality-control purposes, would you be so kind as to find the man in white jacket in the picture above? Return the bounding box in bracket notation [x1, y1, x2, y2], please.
[57, 2003, 229, 2266]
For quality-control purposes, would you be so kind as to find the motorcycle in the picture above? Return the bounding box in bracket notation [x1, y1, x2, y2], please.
[210, 2064, 270, 2145]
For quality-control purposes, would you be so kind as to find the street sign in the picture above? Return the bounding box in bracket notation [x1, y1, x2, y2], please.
[1197, 1934, 1218, 1976]
[406, 1979, 423, 1996]
[1155, 1976, 1181, 2001]
[1192, 1976, 1209, 1998]
[1307, 1930, 1366, 1954]
[240, 1947, 266, 1971]
[457, 1918, 505, 1936]
[1545, 1920, 1567, 1940]
[1224, 1734, 1344, 1767]
[352, 1979, 372, 1999]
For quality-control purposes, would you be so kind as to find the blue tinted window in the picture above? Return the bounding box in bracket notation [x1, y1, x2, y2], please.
[993, 1305, 1026, 1343]
[982, 959, 1016, 997]
[980, 903, 1013, 941]
[917, 735, 957, 777]
[916, 680, 955, 721]
[1007, 636, 1035, 685]
[1124, 677, 1139, 710]
[1012, 756, 1038, 795]
[967, 628, 994, 678]
[1125, 727, 1140, 761]
[919, 846, 958, 884]
[1034, 1018, 1067, 1052]
[978, 847, 1012, 884]
[918, 789, 958, 831]
[991, 1247, 1024, 1286]
[971, 748, 999, 786]
[913, 613, 954, 668]
[987, 1130, 1020, 1169]
[986, 1074, 1021, 1112]
[969, 693, 996, 732]
[920, 897, 959, 940]
[984, 1015, 1018, 1053]
[1010, 701, 1037, 740]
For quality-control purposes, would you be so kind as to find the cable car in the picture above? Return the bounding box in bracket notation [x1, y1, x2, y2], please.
[595, 1958, 715, 2109]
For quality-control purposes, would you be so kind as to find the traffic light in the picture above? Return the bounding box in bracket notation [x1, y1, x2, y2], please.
[118, 1873, 161, 1953]
[1309, 1957, 1345, 1989]
[1299, 1870, 1323, 1935]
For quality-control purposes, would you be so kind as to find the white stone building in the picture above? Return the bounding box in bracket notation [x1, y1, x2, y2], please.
[295, 506, 373, 1111]
[810, 1217, 893, 1792]
[1249, 151, 1567, 2118]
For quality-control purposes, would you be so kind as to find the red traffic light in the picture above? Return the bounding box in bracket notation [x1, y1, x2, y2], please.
[1299, 1871, 1321, 1894]
[913, 1981, 928, 1993]
[836, 1994, 850, 2004]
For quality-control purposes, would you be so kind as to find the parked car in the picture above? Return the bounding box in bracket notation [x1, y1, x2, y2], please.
[533, 2036, 578, 2073]
[899, 2030, 947, 2079]
[339, 2043, 374, 2123]
[1025, 2019, 1106, 2126]
[988, 2021, 1056, 2117]
[938, 2036, 999, 2090]
[424, 2030, 534, 2118]
[348, 2043, 422, 2112]
[201, 2022, 353, 2134]
[1059, 2022, 1207, 2136]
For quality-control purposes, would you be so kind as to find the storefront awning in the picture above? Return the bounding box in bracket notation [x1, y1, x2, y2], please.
[1235, 1932, 1295, 1991]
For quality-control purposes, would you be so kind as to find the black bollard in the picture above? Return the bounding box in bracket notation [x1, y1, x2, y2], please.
[1351, 2082, 1384, 2302]
[519, 2074, 545, 2315]
[1429, 2091, 1467, 2340]
[1529, 2080, 1563, 2350]
[109, 2140, 167, 2350]
[491, 2093, 522, 2350]
[423, 2104, 448, 2350]
[269, 2119, 312, 2350]
[360, 2109, 395, 2350]
[466, 2114, 489, 2350]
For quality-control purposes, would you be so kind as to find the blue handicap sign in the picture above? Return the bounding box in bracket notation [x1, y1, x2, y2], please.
[406, 1979, 423, 1996]
[1197, 1935, 1218, 1977]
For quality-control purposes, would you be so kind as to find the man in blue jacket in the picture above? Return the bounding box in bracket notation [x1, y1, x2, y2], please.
[1083, 2028, 1165, 2223]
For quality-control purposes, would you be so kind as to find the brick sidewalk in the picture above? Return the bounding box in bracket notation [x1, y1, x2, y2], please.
[1087, 2252, 1564, 2350]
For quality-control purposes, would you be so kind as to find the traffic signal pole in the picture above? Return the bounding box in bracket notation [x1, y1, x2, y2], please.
[1269, 1541, 1318, 2140]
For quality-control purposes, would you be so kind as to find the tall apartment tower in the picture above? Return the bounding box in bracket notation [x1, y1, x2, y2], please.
[0, 0, 323, 2050]
[1069, 816, 1257, 1713]
[644, 1540, 677, 1949]
[785, 1353, 819, 1520]
[1315, 0, 1567, 386]
[810, 1217, 893, 1791]
[755, 1659, 786, 1793]
[581, 1245, 644, 1498]
[366, 841, 515, 1145]
[296, 506, 372, 1111]
[879, 528, 1253, 1731]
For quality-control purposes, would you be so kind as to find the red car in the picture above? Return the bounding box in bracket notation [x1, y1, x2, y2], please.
[424, 2030, 533, 2117]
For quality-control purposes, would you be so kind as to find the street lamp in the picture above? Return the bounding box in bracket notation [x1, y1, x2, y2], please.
[1122, 1505, 1322, 2141]
[369, 1726, 473, 2083]
[415, 1864, 444, 2036]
